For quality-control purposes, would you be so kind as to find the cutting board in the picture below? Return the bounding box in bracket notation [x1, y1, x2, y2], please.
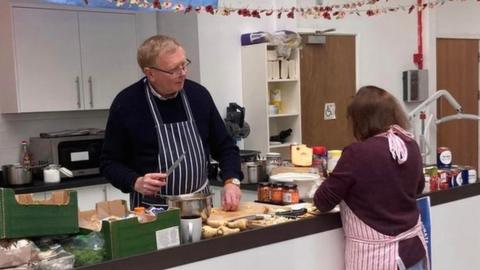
[208, 201, 287, 222]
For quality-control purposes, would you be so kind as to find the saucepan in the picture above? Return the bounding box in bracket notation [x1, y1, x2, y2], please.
[164, 193, 213, 221]
[2, 164, 33, 186]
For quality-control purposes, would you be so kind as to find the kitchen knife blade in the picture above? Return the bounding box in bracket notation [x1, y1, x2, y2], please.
[165, 152, 186, 175]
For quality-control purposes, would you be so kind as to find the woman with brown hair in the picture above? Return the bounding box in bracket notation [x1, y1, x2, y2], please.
[314, 86, 429, 270]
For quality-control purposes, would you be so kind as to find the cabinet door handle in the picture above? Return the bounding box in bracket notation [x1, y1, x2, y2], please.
[88, 76, 93, 108]
[75, 76, 81, 108]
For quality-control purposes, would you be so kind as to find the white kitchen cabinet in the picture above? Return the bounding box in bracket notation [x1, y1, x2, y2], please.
[241, 43, 302, 159]
[0, 3, 138, 113]
[78, 12, 138, 110]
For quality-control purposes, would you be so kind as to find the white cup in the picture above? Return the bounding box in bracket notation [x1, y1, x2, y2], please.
[180, 216, 202, 244]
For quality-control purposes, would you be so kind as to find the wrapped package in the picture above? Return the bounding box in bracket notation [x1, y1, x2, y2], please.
[0, 239, 39, 269]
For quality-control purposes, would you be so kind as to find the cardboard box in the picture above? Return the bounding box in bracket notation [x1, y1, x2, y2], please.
[0, 188, 78, 239]
[79, 200, 181, 259]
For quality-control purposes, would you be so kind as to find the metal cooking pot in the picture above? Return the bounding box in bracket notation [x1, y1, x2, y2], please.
[165, 193, 213, 221]
[239, 150, 260, 162]
[2, 164, 32, 186]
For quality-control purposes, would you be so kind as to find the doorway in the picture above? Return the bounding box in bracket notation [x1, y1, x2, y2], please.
[300, 35, 356, 150]
[436, 38, 479, 169]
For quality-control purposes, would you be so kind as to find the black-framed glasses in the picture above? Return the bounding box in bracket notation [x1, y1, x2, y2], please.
[148, 59, 191, 76]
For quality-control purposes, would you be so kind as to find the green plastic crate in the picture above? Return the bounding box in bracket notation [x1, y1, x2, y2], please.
[0, 188, 79, 239]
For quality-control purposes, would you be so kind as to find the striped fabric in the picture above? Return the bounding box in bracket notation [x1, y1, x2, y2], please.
[130, 80, 209, 208]
[340, 202, 429, 270]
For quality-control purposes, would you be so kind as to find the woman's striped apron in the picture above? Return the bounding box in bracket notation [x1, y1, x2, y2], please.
[340, 202, 429, 270]
[341, 125, 429, 270]
[130, 80, 209, 208]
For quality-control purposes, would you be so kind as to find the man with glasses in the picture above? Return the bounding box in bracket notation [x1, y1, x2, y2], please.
[101, 35, 242, 211]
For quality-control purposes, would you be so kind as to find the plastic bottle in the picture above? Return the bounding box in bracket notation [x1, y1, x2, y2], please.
[312, 146, 327, 177]
[20, 141, 31, 168]
[270, 89, 282, 113]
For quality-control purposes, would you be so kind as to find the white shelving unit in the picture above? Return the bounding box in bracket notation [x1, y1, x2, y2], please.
[241, 43, 302, 159]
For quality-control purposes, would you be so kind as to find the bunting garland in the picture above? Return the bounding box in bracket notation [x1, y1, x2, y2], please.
[107, 0, 466, 19]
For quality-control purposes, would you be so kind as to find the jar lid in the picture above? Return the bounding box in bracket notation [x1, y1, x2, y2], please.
[258, 182, 270, 187]
[271, 183, 283, 188]
[313, 146, 326, 154]
[283, 183, 298, 189]
[59, 167, 74, 178]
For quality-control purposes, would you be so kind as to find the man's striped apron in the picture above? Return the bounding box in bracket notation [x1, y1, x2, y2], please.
[130, 80, 209, 208]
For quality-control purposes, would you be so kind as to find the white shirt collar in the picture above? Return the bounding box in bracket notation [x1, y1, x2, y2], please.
[147, 81, 179, 100]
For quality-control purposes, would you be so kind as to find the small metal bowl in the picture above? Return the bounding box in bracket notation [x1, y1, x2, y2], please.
[165, 193, 213, 221]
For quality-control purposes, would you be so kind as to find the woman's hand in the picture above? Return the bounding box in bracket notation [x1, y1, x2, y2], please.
[134, 173, 167, 196]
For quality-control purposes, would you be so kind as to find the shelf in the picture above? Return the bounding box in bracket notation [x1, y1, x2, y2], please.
[268, 78, 298, 83]
[269, 113, 299, 118]
[269, 143, 291, 149]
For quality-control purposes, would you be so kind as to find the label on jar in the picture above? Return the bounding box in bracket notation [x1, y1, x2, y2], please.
[283, 192, 292, 203]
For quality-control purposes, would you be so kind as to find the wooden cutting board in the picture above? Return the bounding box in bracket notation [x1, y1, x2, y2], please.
[208, 201, 287, 222]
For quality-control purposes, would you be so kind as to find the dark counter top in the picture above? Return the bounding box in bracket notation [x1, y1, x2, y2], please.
[0, 175, 108, 194]
[77, 182, 480, 270]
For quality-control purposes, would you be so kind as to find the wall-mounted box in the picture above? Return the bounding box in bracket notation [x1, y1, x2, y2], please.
[403, 69, 428, 102]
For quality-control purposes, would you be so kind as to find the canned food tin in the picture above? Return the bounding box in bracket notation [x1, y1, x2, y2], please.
[468, 169, 477, 184]
[437, 147, 452, 169]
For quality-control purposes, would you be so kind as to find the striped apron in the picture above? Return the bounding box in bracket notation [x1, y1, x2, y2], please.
[341, 125, 429, 270]
[340, 202, 430, 270]
[130, 80, 209, 208]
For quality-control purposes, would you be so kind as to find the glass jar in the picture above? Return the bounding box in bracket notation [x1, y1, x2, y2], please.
[257, 182, 271, 202]
[270, 183, 283, 204]
[266, 152, 282, 176]
[43, 164, 61, 183]
[282, 183, 300, 204]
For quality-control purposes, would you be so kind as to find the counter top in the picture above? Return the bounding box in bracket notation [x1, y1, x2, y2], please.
[77, 182, 480, 270]
[0, 175, 108, 194]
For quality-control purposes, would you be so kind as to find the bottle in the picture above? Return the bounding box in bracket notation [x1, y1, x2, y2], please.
[312, 146, 327, 177]
[270, 89, 282, 113]
[20, 141, 31, 168]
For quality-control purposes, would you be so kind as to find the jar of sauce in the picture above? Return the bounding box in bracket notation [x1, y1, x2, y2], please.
[282, 183, 300, 204]
[257, 182, 271, 202]
[270, 183, 283, 204]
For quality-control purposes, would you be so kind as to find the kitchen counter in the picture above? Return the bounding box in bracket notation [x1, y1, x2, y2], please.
[77, 182, 480, 270]
[1, 174, 479, 269]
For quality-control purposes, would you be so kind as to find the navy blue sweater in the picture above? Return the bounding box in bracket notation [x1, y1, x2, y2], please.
[101, 78, 242, 193]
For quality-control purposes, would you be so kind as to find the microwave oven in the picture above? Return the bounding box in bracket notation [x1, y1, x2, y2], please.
[29, 134, 104, 177]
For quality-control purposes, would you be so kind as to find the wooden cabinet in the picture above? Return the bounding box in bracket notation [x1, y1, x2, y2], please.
[241, 43, 302, 159]
[0, 4, 138, 113]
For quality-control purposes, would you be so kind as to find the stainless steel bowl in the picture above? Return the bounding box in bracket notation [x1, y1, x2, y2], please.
[165, 193, 213, 221]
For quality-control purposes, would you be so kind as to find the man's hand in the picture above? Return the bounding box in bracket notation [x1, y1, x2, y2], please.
[221, 183, 242, 211]
[134, 173, 167, 196]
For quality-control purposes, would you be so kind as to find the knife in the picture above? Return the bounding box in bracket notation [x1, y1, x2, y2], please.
[165, 152, 186, 175]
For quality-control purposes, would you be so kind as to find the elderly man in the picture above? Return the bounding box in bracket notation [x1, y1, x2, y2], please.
[101, 35, 242, 211]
